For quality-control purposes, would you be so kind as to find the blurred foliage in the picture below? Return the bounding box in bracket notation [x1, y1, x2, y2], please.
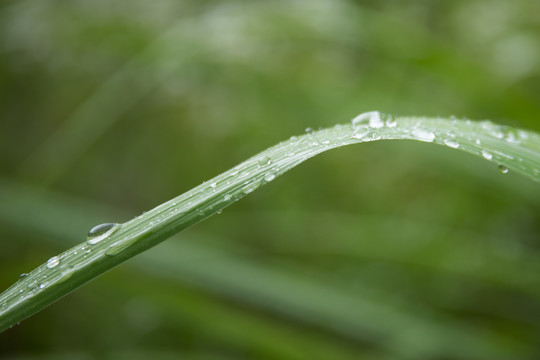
[1, 0, 540, 359]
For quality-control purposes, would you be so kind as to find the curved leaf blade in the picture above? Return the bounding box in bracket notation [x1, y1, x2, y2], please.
[1, 113, 539, 332]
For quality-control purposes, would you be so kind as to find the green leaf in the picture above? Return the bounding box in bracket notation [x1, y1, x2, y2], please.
[1, 112, 539, 332]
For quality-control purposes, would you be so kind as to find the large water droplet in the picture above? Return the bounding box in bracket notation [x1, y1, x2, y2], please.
[412, 129, 435, 142]
[46, 256, 60, 269]
[481, 150, 493, 160]
[351, 111, 383, 129]
[88, 223, 116, 238]
[498, 165, 509, 174]
[258, 157, 272, 167]
[369, 113, 384, 128]
[87, 223, 118, 245]
[444, 139, 459, 149]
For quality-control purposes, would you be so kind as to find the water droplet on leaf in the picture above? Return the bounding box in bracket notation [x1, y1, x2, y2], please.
[352, 125, 369, 139]
[385, 115, 397, 128]
[19, 273, 28, 279]
[258, 157, 272, 167]
[351, 111, 383, 129]
[242, 180, 260, 195]
[88, 223, 117, 238]
[370, 133, 382, 141]
[444, 139, 459, 149]
[498, 165, 509, 174]
[87, 223, 118, 245]
[46, 256, 60, 269]
[481, 150, 493, 160]
[264, 173, 276, 182]
[412, 129, 435, 142]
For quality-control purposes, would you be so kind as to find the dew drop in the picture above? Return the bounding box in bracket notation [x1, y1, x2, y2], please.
[352, 125, 369, 139]
[305, 127, 314, 134]
[88, 223, 117, 238]
[444, 139, 460, 149]
[258, 157, 272, 167]
[412, 129, 435, 142]
[481, 150, 493, 160]
[481, 121, 505, 139]
[38, 283, 46, 289]
[46, 256, 60, 269]
[369, 114, 384, 128]
[370, 133, 382, 141]
[264, 173, 276, 182]
[223, 194, 232, 201]
[351, 111, 383, 129]
[87, 223, 118, 245]
[385, 115, 397, 128]
[242, 180, 260, 195]
[19, 273, 29, 279]
[518, 130, 529, 140]
[505, 131, 521, 144]
[216, 210, 222, 215]
[498, 165, 509, 174]
[289, 136, 299, 143]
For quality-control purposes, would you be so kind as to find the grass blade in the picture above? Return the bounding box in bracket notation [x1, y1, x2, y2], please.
[1, 112, 539, 332]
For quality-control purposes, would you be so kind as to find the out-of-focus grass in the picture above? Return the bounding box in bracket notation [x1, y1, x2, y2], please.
[1, 0, 540, 359]
[0, 180, 538, 359]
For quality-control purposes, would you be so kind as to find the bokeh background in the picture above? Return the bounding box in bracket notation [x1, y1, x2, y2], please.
[1, 0, 540, 359]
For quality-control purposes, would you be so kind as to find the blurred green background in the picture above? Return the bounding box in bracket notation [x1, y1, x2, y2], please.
[1, 0, 540, 359]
